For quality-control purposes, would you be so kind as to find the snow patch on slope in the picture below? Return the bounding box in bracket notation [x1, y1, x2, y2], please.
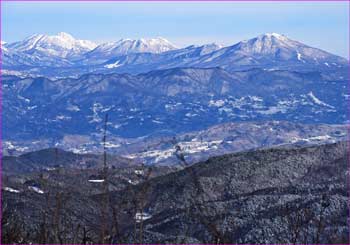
[308, 91, 334, 109]
[104, 60, 122, 69]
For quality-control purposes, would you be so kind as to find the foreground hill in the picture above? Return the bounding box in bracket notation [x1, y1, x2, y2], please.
[2, 141, 348, 243]
[108, 141, 349, 243]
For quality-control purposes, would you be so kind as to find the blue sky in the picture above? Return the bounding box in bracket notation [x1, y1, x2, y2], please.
[3, 1, 349, 58]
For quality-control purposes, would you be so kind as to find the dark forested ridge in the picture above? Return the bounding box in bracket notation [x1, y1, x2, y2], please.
[2, 141, 348, 243]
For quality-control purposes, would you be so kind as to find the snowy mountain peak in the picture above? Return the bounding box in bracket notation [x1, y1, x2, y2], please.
[246, 32, 290, 43]
[260, 33, 285, 39]
[256, 33, 292, 43]
[7, 32, 97, 58]
[120, 37, 177, 52]
[233, 32, 303, 56]
[87, 37, 178, 60]
[205, 32, 347, 68]
[147, 37, 175, 45]
[57, 32, 75, 40]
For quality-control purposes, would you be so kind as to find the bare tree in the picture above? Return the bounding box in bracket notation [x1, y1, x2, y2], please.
[99, 113, 111, 243]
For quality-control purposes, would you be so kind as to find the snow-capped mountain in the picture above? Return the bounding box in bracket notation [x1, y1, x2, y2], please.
[84, 37, 177, 63]
[194, 33, 347, 71]
[7, 32, 97, 58]
[91, 34, 347, 78]
[2, 32, 348, 78]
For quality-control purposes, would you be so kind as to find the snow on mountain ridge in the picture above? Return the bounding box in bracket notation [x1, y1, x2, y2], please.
[236, 32, 300, 54]
[3, 32, 348, 76]
[234, 33, 344, 61]
[83, 37, 178, 63]
[194, 32, 348, 70]
[259, 32, 286, 39]
[7, 32, 97, 58]
[88, 37, 177, 57]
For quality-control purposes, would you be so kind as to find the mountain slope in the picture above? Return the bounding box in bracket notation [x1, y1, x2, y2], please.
[3, 142, 347, 243]
[3, 67, 348, 142]
[109, 141, 349, 243]
[2, 32, 97, 70]
[98, 43, 223, 73]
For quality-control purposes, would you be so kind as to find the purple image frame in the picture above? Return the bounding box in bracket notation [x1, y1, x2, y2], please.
[0, 0, 349, 244]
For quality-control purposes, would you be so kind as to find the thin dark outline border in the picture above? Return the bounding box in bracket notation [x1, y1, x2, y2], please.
[0, 1, 349, 245]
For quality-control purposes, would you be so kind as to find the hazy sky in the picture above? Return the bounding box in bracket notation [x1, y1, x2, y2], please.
[3, 1, 349, 58]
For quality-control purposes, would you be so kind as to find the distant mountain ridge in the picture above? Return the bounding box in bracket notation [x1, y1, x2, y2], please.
[3, 32, 348, 156]
[4, 121, 346, 165]
[3, 32, 348, 78]
[3, 66, 348, 142]
[2, 148, 137, 174]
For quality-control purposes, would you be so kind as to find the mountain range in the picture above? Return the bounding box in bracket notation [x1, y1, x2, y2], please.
[3, 66, 348, 141]
[2, 32, 349, 160]
[2, 31, 349, 243]
[2, 32, 348, 78]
